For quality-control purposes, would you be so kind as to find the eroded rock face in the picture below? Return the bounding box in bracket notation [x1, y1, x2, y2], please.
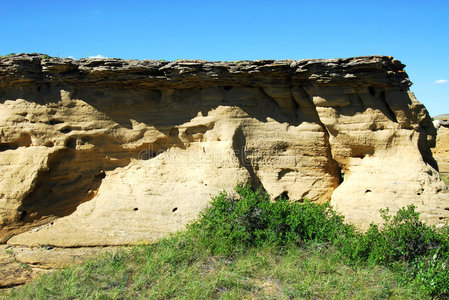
[433, 126, 449, 174]
[0, 54, 447, 248]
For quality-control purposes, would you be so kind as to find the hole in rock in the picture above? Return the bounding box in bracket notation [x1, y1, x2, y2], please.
[169, 127, 179, 137]
[60, 127, 72, 134]
[65, 137, 77, 149]
[368, 87, 375, 96]
[417, 192, 421, 196]
[20, 210, 28, 221]
[172, 207, 178, 212]
[275, 191, 289, 201]
[278, 168, 294, 180]
[94, 171, 106, 180]
[350, 145, 374, 159]
[445, 208, 449, 211]
[339, 169, 345, 184]
[365, 189, 372, 193]
[49, 119, 64, 125]
[224, 86, 233, 91]
[133, 207, 138, 211]
[44, 141, 54, 147]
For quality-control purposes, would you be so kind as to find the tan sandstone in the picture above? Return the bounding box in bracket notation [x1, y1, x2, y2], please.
[433, 126, 449, 174]
[0, 54, 447, 249]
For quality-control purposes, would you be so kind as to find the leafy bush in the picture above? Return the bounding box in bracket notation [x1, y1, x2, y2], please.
[337, 205, 449, 298]
[190, 184, 449, 298]
[410, 253, 449, 298]
[342, 206, 448, 265]
[5, 183, 449, 298]
[189, 183, 354, 256]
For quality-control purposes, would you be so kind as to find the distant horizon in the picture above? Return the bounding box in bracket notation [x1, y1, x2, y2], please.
[1, 0, 447, 116]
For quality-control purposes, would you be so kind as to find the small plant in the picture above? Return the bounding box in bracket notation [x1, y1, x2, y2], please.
[19, 262, 30, 271]
[41, 54, 50, 60]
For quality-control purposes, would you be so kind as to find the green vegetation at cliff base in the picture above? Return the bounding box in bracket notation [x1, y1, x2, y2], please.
[4, 184, 449, 299]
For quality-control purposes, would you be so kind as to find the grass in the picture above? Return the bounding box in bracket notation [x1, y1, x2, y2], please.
[2, 241, 425, 299]
[442, 173, 449, 188]
[3, 184, 449, 299]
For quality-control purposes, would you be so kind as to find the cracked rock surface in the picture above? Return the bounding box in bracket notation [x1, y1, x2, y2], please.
[0, 54, 448, 287]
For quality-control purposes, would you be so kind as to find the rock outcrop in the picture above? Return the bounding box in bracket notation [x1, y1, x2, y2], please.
[0, 54, 447, 252]
[433, 125, 449, 174]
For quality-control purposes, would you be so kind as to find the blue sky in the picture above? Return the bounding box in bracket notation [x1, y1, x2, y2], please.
[1, 0, 447, 115]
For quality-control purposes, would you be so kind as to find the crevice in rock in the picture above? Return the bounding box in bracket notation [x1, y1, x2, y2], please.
[379, 91, 398, 123]
[232, 126, 262, 190]
[356, 93, 365, 110]
[301, 88, 341, 194]
[417, 128, 439, 171]
[48, 119, 64, 125]
[260, 87, 300, 126]
[339, 168, 345, 184]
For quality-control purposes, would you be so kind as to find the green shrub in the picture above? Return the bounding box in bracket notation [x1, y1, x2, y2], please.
[338, 205, 449, 298]
[345, 206, 448, 265]
[5, 183, 449, 298]
[410, 253, 449, 298]
[189, 183, 354, 256]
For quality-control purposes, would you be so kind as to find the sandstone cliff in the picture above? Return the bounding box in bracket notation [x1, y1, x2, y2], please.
[433, 126, 449, 174]
[0, 54, 447, 252]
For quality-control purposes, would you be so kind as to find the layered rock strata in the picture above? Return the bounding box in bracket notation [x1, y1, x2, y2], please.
[0, 53, 447, 250]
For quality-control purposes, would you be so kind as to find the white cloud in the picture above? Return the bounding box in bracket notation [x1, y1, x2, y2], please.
[88, 54, 107, 59]
[433, 79, 448, 84]
[68, 56, 76, 60]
